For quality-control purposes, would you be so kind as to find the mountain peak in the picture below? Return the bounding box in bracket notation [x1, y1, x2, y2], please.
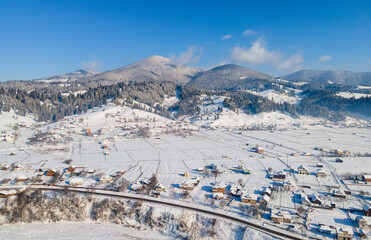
[189, 64, 273, 90]
[144, 55, 170, 62]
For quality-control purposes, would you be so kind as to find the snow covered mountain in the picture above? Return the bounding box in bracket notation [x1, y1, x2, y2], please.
[281, 69, 371, 86]
[188, 64, 274, 90]
[36, 69, 100, 83]
[78, 56, 206, 85]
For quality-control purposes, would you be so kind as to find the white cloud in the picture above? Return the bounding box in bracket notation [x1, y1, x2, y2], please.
[230, 38, 304, 72]
[243, 29, 258, 36]
[170, 46, 200, 64]
[221, 34, 232, 40]
[274, 51, 303, 71]
[318, 55, 332, 62]
[81, 59, 102, 71]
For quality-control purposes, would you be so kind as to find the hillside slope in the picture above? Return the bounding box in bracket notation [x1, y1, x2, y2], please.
[282, 70, 371, 86]
[188, 64, 273, 90]
[79, 56, 205, 85]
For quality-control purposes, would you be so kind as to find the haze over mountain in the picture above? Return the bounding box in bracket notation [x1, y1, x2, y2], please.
[37, 69, 100, 83]
[281, 69, 371, 86]
[188, 64, 274, 90]
[76, 56, 205, 85]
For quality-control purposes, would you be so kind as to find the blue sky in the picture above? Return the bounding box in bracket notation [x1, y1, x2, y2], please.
[0, 0, 370, 81]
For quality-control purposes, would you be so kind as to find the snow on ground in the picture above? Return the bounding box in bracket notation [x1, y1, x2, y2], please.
[357, 85, 371, 90]
[336, 91, 371, 99]
[161, 95, 179, 107]
[0, 222, 171, 240]
[245, 89, 301, 104]
[0, 110, 36, 129]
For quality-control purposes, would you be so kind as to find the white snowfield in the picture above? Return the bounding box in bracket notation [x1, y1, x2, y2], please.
[0, 101, 371, 239]
[336, 91, 371, 99]
[245, 89, 301, 104]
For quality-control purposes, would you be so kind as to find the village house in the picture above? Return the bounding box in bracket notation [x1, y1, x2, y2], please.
[317, 169, 327, 178]
[184, 172, 190, 177]
[334, 149, 344, 155]
[262, 188, 272, 197]
[46, 169, 56, 176]
[359, 229, 367, 239]
[67, 165, 76, 172]
[270, 210, 292, 224]
[242, 166, 251, 174]
[213, 192, 224, 200]
[298, 165, 309, 175]
[356, 216, 371, 229]
[100, 175, 112, 183]
[283, 181, 296, 190]
[69, 178, 83, 186]
[318, 225, 332, 234]
[16, 175, 29, 182]
[309, 194, 322, 205]
[0, 189, 18, 198]
[229, 184, 244, 197]
[333, 189, 346, 198]
[212, 182, 227, 193]
[155, 184, 166, 192]
[336, 158, 344, 163]
[363, 205, 371, 216]
[273, 171, 286, 180]
[179, 178, 199, 190]
[13, 164, 24, 171]
[241, 193, 258, 204]
[259, 195, 270, 205]
[85, 168, 96, 174]
[336, 227, 353, 240]
[300, 193, 310, 206]
[253, 147, 264, 154]
[362, 175, 371, 183]
[1, 164, 10, 170]
[316, 163, 324, 168]
[131, 182, 144, 191]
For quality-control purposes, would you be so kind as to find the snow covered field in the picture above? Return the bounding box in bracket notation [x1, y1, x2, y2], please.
[0, 104, 371, 239]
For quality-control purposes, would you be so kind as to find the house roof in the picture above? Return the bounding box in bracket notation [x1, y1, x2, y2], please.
[298, 165, 309, 171]
[319, 225, 332, 231]
[242, 193, 258, 200]
[363, 204, 371, 211]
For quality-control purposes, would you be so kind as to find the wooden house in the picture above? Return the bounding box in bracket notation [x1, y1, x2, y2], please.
[333, 189, 346, 198]
[363, 205, 371, 216]
[155, 184, 166, 192]
[336, 227, 353, 240]
[212, 182, 226, 193]
[259, 195, 270, 205]
[241, 193, 258, 204]
[213, 192, 224, 200]
[317, 169, 327, 178]
[362, 175, 371, 183]
[46, 169, 56, 176]
[334, 149, 344, 155]
[270, 210, 292, 224]
[69, 178, 83, 186]
[298, 165, 309, 175]
[99, 175, 112, 183]
[356, 216, 371, 229]
[16, 175, 29, 182]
